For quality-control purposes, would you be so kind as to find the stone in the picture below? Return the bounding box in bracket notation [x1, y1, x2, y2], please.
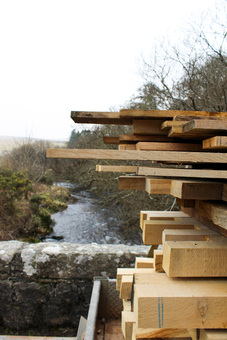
[0, 241, 148, 331]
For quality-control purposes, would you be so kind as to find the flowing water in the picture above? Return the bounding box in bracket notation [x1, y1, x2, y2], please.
[44, 183, 131, 244]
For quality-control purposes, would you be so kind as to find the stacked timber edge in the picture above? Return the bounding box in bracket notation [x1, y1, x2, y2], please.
[46, 109, 227, 340]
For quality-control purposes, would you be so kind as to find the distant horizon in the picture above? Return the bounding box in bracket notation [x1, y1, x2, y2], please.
[0, 135, 68, 142]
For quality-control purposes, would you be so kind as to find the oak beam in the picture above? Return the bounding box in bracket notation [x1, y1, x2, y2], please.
[137, 166, 227, 179]
[134, 279, 227, 328]
[163, 240, 227, 277]
[46, 148, 227, 164]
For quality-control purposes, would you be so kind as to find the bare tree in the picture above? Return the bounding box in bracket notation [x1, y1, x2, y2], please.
[126, 1, 227, 112]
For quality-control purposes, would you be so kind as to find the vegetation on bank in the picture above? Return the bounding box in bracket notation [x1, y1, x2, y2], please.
[0, 145, 71, 242]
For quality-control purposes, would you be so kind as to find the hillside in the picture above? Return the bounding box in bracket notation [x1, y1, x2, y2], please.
[0, 136, 66, 155]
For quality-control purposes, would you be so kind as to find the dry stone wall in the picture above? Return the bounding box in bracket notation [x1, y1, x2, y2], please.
[0, 241, 148, 332]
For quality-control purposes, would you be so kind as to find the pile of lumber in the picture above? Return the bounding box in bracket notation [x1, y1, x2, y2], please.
[46, 109, 227, 340]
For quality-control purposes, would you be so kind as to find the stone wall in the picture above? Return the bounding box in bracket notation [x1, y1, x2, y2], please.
[0, 241, 148, 333]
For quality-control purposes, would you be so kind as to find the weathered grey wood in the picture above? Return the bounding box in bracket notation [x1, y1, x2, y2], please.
[120, 109, 227, 119]
[71, 111, 131, 125]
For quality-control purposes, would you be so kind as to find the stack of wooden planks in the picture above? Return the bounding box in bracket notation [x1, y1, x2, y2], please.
[46, 109, 227, 340]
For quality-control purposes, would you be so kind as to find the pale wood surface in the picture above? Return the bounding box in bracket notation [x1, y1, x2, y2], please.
[203, 136, 227, 149]
[154, 249, 164, 272]
[118, 144, 137, 150]
[162, 229, 218, 242]
[140, 211, 189, 229]
[132, 326, 191, 339]
[195, 201, 227, 231]
[134, 279, 227, 329]
[135, 257, 154, 269]
[163, 240, 227, 277]
[96, 165, 138, 173]
[123, 299, 131, 312]
[143, 220, 194, 245]
[116, 268, 155, 291]
[200, 329, 227, 340]
[46, 148, 227, 163]
[145, 178, 171, 194]
[120, 275, 133, 300]
[136, 141, 202, 151]
[138, 166, 227, 179]
[121, 311, 135, 340]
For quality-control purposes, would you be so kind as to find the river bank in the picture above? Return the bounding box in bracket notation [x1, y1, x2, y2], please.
[0, 172, 71, 242]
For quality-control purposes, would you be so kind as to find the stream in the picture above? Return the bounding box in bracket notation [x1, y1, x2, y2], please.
[44, 183, 133, 245]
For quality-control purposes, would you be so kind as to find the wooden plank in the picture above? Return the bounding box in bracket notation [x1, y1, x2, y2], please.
[0, 338, 76, 340]
[123, 299, 132, 312]
[145, 178, 171, 194]
[161, 120, 187, 130]
[183, 119, 227, 135]
[169, 119, 227, 138]
[138, 166, 227, 179]
[162, 229, 218, 242]
[119, 176, 146, 191]
[120, 275, 133, 300]
[118, 144, 137, 150]
[168, 125, 201, 139]
[136, 141, 202, 151]
[103, 136, 119, 144]
[133, 119, 166, 135]
[182, 206, 227, 237]
[163, 240, 227, 277]
[140, 211, 189, 230]
[134, 279, 227, 329]
[170, 180, 224, 201]
[203, 136, 227, 149]
[120, 109, 227, 119]
[96, 165, 138, 173]
[143, 220, 194, 245]
[164, 114, 227, 132]
[121, 311, 135, 340]
[200, 329, 227, 340]
[119, 134, 174, 143]
[132, 326, 191, 339]
[147, 245, 159, 258]
[135, 257, 154, 268]
[133, 272, 169, 285]
[154, 249, 164, 272]
[116, 268, 155, 291]
[173, 114, 227, 121]
[71, 111, 131, 125]
[46, 148, 227, 164]
[196, 201, 227, 231]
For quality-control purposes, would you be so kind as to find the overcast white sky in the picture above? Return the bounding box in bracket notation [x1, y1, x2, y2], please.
[0, 0, 220, 140]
